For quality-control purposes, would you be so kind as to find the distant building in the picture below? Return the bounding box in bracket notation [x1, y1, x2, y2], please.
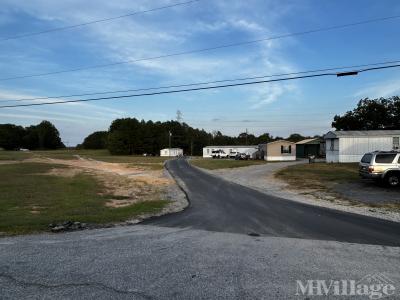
[295, 138, 325, 158]
[160, 148, 183, 157]
[260, 140, 296, 161]
[324, 130, 400, 163]
[202, 145, 258, 158]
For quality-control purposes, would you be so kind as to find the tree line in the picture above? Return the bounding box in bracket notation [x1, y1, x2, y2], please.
[2, 96, 398, 154]
[0, 121, 64, 150]
[78, 118, 314, 155]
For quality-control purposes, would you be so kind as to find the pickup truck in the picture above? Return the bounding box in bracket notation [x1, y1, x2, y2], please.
[211, 149, 228, 159]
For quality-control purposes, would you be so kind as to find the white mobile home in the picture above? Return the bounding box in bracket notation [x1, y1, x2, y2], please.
[202, 145, 258, 158]
[160, 148, 183, 157]
[324, 130, 400, 163]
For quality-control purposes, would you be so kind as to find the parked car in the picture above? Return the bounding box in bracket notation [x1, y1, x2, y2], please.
[235, 153, 249, 160]
[359, 151, 400, 187]
[211, 149, 228, 159]
[229, 151, 240, 159]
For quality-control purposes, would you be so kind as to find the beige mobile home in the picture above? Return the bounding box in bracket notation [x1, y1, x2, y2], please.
[262, 140, 296, 161]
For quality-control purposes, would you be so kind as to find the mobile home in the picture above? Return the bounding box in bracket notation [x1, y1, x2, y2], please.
[260, 140, 296, 161]
[202, 145, 258, 158]
[324, 130, 400, 163]
[160, 148, 183, 157]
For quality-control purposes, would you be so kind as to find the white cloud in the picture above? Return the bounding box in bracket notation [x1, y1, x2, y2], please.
[0, 0, 305, 141]
[353, 78, 400, 99]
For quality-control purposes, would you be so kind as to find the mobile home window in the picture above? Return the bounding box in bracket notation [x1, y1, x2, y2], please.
[281, 145, 291, 154]
[329, 139, 334, 151]
[393, 137, 400, 150]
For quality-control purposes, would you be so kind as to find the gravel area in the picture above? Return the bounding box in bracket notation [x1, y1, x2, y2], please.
[195, 161, 400, 223]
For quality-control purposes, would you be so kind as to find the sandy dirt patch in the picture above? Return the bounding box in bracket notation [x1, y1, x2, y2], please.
[21, 156, 188, 221]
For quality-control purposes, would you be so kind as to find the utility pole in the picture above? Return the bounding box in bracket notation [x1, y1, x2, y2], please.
[176, 110, 183, 124]
[245, 128, 248, 145]
[169, 131, 172, 149]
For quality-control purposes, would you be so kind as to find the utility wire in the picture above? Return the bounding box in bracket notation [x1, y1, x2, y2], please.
[1, 59, 400, 104]
[1, 64, 399, 109]
[1, 14, 400, 82]
[0, 0, 200, 42]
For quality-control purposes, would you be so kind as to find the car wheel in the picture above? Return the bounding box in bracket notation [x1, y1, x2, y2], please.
[386, 173, 400, 187]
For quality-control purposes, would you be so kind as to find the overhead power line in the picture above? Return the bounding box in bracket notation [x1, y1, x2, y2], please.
[1, 14, 400, 82]
[1, 59, 400, 104]
[1, 63, 399, 109]
[0, 0, 200, 42]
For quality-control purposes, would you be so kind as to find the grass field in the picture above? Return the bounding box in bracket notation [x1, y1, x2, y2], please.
[275, 163, 359, 190]
[190, 158, 268, 170]
[0, 162, 168, 235]
[1, 149, 167, 170]
[0, 151, 33, 161]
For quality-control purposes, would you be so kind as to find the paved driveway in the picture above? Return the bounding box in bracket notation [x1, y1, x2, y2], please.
[145, 159, 400, 246]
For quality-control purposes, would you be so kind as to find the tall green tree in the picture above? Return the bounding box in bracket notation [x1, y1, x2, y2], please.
[332, 96, 400, 130]
[23, 121, 65, 150]
[0, 124, 25, 150]
[79, 131, 108, 149]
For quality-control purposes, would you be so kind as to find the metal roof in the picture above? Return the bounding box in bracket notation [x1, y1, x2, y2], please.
[203, 145, 258, 148]
[296, 138, 321, 145]
[160, 148, 182, 150]
[266, 139, 295, 145]
[324, 130, 400, 138]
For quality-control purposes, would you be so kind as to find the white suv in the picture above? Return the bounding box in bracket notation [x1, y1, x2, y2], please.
[359, 151, 400, 187]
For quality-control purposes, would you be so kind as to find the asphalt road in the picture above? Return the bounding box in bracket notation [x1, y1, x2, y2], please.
[1, 226, 400, 299]
[145, 159, 400, 246]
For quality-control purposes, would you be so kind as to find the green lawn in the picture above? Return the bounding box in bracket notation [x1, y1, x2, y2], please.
[0, 151, 33, 161]
[190, 158, 268, 170]
[1, 149, 167, 170]
[275, 163, 359, 190]
[0, 162, 167, 235]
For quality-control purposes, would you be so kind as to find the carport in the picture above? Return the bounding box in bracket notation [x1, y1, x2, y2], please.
[296, 138, 324, 158]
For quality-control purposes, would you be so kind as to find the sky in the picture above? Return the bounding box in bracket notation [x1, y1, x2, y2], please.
[0, 0, 400, 146]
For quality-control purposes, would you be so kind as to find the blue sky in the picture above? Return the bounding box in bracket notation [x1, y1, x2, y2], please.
[0, 0, 400, 146]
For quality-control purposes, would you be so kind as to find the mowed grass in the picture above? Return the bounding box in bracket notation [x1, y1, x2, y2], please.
[0, 162, 167, 235]
[190, 158, 268, 170]
[275, 163, 359, 190]
[3, 149, 167, 170]
[0, 151, 33, 161]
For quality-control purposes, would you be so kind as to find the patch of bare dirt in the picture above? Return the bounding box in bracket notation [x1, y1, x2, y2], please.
[0, 161, 23, 165]
[45, 167, 83, 177]
[29, 205, 44, 214]
[17, 155, 188, 223]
